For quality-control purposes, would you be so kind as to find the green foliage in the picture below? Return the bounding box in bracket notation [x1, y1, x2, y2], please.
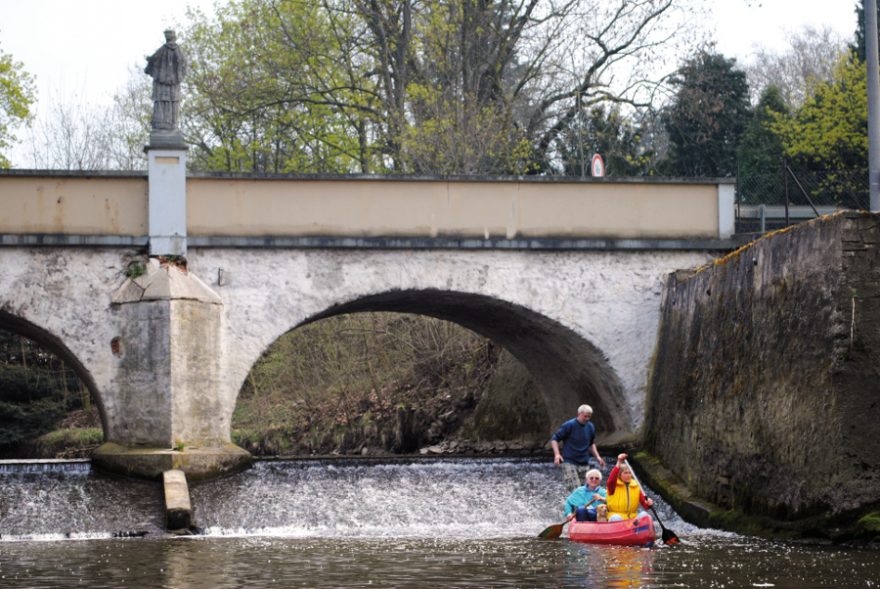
[0, 46, 36, 168]
[771, 55, 867, 170]
[661, 50, 751, 177]
[850, 0, 878, 63]
[30, 427, 103, 458]
[769, 55, 868, 206]
[126, 260, 146, 279]
[183, 0, 376, 173]
[0, 365, 65, 446]
[736, 86, 788, 204]
[233, 313, 504, 454]
[400, 83, 536, 175]
[857, 510, 880, 533]
[558, 105, 655, 177]
[0, 330, 95, 454]
[173, 0, 694, 176]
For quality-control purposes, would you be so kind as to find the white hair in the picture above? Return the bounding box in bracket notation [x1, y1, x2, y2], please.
[577, 404, 593, 415]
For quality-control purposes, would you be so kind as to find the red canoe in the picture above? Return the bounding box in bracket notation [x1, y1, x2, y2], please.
[568, 513, 656, 546]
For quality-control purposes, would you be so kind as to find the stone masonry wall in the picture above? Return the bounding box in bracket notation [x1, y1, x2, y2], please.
[644, 212, 880, 523]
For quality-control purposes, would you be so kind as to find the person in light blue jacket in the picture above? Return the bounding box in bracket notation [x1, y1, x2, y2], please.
[563, 469, 607, 522]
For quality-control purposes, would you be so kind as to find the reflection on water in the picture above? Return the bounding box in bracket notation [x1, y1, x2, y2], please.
[1, 458, 878, 588]
[1, 536, 878, 589]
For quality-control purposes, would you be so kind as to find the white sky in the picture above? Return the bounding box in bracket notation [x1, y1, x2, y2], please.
[0, 0, 862, 167]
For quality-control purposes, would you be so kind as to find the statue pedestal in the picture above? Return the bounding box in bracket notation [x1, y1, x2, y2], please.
[148, 130, 187, 149]
[146, 140, 188, 256]
[101, 259, 252, 481]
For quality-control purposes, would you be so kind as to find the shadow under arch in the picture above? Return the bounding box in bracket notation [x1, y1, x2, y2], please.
[0, 310, 107, 442]
[301, 289, 633, 442]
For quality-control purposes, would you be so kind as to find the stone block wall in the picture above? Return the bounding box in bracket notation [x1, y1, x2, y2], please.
[644, 212, 880, 523]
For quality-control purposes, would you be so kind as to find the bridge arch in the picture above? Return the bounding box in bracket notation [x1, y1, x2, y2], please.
[242, 289, 633, 441]
[0, 310, 107, 444]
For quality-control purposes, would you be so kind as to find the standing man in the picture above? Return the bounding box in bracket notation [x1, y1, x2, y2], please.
[550, 404, 604, 492]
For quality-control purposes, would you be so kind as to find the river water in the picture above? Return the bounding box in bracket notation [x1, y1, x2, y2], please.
[1, 458, 878, 588]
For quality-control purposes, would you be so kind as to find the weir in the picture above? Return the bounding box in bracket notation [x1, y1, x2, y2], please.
[0, 457, 690, 541]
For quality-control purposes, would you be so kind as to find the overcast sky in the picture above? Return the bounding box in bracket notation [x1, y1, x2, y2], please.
[0, 0, 861, 166]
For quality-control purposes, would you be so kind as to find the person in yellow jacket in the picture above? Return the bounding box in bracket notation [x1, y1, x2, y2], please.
[605, 453, 653, 521]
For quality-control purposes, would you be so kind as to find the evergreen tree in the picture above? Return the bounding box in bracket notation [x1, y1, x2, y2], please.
[851, 0, 879, 62]
[660, 50, 751, 177]
[558, 105, 653, 177]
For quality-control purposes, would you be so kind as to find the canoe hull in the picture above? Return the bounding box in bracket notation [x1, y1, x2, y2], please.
[568, 513, 656, 546]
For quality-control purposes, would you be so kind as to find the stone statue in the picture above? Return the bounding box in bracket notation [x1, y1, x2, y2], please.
[145, 29, 187, 137]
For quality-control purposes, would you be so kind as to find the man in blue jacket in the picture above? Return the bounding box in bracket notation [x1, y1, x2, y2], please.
[550, 404, 604, 492]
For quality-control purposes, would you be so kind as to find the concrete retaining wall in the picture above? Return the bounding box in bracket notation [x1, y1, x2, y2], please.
[644, 212, 880, 527]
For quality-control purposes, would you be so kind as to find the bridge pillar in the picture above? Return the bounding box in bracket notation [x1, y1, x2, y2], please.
[93, 258, 251, 480]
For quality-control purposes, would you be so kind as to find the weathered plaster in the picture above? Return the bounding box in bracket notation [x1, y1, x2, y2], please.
[0, 245, 712, 454]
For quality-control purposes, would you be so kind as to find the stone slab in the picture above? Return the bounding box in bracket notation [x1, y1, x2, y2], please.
[163, 469, 192, 530]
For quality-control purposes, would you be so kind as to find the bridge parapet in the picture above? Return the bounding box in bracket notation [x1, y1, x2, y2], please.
[0, 172, 735, 246]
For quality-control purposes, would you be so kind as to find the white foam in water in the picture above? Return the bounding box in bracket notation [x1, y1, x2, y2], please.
[0, 461, 164, 539]
[1, 457, 734, 542]
[192, 458, 733, 541]
[190, 458, 565, 539]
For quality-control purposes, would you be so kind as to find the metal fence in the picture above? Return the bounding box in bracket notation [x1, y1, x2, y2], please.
[735, 166, 869, 234]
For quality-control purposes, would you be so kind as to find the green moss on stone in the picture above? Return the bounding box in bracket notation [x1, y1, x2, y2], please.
[857, 511, 880, 532]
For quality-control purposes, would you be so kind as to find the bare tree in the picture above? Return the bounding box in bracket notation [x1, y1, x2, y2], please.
[24, 68, 150, 171]
[171, 0, 704, 175]
[743, 26, 847, 108]
[347, 0, 704, 173]
[25, 96, 115, 170]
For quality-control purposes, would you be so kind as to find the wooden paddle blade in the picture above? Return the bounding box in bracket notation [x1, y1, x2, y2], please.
[538, 522, 565, 539]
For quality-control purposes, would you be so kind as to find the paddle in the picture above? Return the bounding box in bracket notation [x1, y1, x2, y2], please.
[538, 492, 602, 539]
[537, 519, 569, 539]
[624, 459, 681, 545]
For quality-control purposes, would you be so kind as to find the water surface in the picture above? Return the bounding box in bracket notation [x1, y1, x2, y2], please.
[1, 458, 877, 588]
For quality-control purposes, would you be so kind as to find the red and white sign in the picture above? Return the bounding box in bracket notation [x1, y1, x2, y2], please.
[591, 153, 605, 177]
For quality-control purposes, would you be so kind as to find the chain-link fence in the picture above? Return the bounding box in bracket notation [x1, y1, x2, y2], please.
[736, 166, 869, 234]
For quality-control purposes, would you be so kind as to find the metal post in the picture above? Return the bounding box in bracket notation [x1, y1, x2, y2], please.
[867, 0, 880, 211]
[783, 159, 790, 227]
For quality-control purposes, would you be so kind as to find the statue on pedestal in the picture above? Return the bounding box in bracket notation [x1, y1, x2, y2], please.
[145, 29, 187, 147]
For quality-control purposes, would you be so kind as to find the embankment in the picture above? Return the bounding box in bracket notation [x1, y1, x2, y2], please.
[641, 212, 880, 542]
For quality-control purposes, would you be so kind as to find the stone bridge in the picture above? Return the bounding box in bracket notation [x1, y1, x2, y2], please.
[0, 165, 735, 479]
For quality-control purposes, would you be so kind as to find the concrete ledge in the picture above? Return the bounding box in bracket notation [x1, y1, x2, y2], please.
[92, 442, 252, 482]
[189, 235, 739, 251]
[0, 233, 738, 251]
[163, 469, 193, 530]
[0, 234, 148, 247]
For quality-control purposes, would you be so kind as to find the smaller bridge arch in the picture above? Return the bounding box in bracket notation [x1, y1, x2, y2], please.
[0, 310, 107, 444]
